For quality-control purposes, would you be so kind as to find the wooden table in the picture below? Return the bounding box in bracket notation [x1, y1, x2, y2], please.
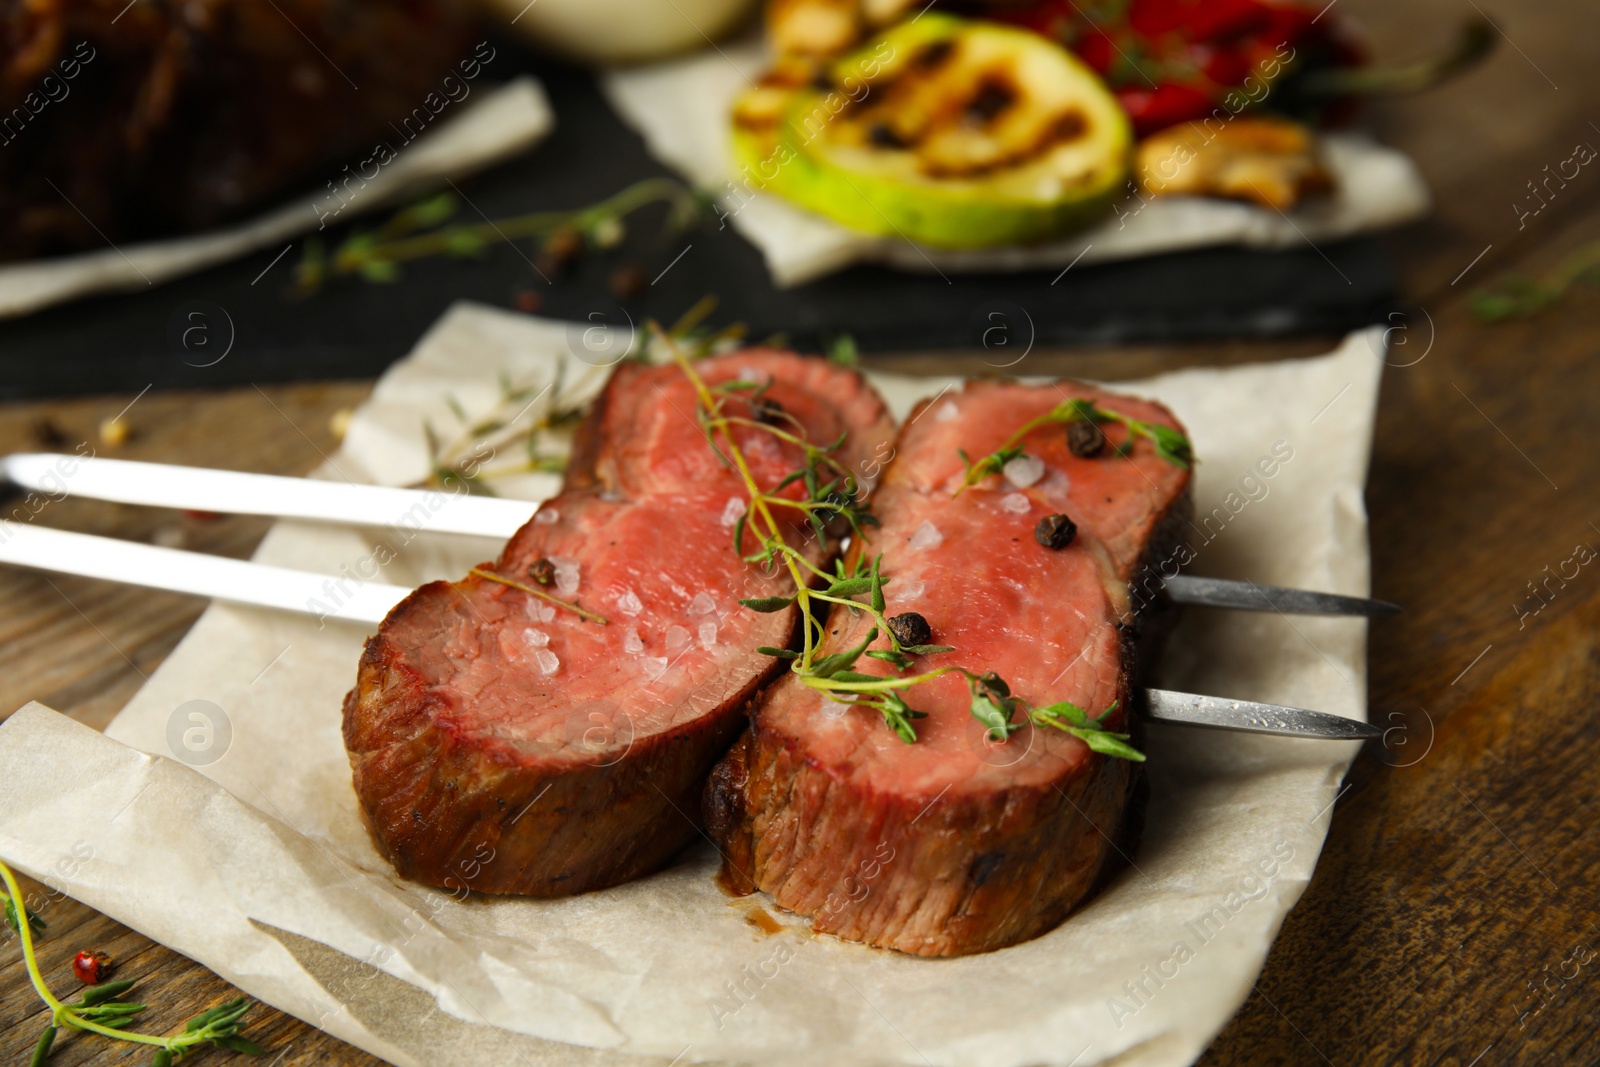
[4, 0, 1599, 1062]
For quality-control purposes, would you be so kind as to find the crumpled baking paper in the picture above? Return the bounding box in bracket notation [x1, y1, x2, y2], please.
[600, 41, 1430, 287]
[0, 78, 553, 319]
[0, 304, 1386, 1067]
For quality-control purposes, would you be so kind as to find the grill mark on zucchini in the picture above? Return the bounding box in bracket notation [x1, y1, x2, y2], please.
[964, 76, 1017, 125]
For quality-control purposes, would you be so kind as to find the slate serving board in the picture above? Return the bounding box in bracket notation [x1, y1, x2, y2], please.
[0, 48, 1400, 401]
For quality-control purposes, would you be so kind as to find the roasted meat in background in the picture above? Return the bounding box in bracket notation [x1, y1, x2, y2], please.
[0, 0, 476, 261]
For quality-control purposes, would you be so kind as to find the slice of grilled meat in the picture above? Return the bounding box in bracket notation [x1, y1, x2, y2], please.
[707, 380, 1192, 956]
[344, 350, 895, 897]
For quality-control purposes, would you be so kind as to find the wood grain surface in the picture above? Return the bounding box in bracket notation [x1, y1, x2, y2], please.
[3, 0, 1599, 1063]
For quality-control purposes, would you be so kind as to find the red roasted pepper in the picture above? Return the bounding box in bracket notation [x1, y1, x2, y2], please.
[990, 0, 1360, 136]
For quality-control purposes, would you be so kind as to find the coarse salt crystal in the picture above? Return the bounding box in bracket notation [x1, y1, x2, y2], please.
[533, 650, 560, 676]
[699, 621, 718, 647]
[1041, 469, 1072, 495]
[616, 589, 644, 616]
[688, 591, 716, 615]
[523, 629, 549, 649]
[1002, 453, 1045, 488]
[909, 520, 944, 550]
[745, 432, 782, 462]
[934, 402, 959, 422]
[643, 656, 669, 680]
[900, 579, 926, 599]
[664, 625, 692, 653]
[623, 627, 644, 654]
[1000, 493, 1031, 514]
[720, 497, 746, 527]
[553, 559, 580, 596]
[534, 508, 560, 525]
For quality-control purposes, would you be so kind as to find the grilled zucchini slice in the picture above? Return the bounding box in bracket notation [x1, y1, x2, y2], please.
[759, 14, 1130, 248]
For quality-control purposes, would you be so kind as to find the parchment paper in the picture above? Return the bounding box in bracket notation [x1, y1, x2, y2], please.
[0, 304, 1386, 1067]
[0, 78, 553, 320]
[600, 41, 1430, 287]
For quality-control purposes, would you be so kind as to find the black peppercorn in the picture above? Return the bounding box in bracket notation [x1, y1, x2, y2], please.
[528, 558, 556, 585]
[1067, 419, 1106, 458]
[1035, 513, 1077, 550]
[753, 397, 787, 426]
[887, 612, 932, 648]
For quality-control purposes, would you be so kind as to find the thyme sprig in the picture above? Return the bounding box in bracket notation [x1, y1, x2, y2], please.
[4, 889, 46, 934]
[0, 860, 266, 1066]
[296, 177, 705, 290]
[424, 355, 600, 494]
[1471, 239, 1600, 322]
[970, 674, 1144, 762]
[470, 567, 608, 625]
[423, 299, 746, 494]
[662, 325, 1142, 760]
[956, 397, 1192, 495]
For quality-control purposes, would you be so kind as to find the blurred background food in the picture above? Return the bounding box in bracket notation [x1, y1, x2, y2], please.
[0, 0, 476, 261]
[738, 0, 1492, 238]
[481, 0, 758, 63]
[0, 0, 1504, 391]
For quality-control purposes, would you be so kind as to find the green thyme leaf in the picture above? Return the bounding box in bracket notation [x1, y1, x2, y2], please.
[827, 335, 860, 367]
[30, 1025, 55, 1067]
[755, 646, 799, 660]
[1033, 700, 1091, 729]
[1031, 700, 1144, 761]
[901, 643, 955, 656]
[79, 1002, 147, 1020]
[970, 692, 1021, 742]
[406, 191, 459, 229]
[823, 576, 877, 597]
[1144, 423, 1193, 468]
[2, 894, 45, 934]
[79, 979, 138, 1006]
[739, 596, 795, 613]
[184, 999, 245, 1032]
[214, 1036, 268, 1055]
[869, 553, 886, 614]
[1074, 730, 1146, 761]
[811, 628, 879, 678]
[358, 257, 400, 283]
[1061, 397, 1099, 422]
[976, 671, 1010, 700]
[877, 691, 926, 743]
[445, 229, 488, 257]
